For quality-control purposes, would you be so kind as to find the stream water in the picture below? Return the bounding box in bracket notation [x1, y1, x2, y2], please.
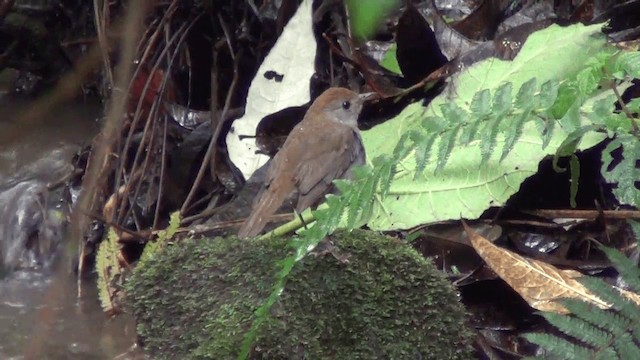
[0, 95, 139, 359]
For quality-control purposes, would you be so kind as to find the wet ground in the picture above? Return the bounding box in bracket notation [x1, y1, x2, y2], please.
[0, 93, 138, 359]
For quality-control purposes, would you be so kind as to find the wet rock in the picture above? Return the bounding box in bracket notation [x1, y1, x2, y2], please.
[0, 180, 64, 272]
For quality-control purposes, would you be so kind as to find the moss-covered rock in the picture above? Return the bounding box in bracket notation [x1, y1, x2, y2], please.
[126, 230, 473, 359]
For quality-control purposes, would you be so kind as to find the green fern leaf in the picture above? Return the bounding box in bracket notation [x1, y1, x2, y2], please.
[542, 312, 612, 348]
[561, 298, 631, 333]
[470, 88, 491, 117]
[435, 125, 462, 172]
[138, 212, 180, 267]
[613, 332, 638, 360]
[581, 278, 640, 328]
[347, 167, 376, 228]
[525, 233, 640, 359]
[558, 101, 582, 133]
[613, 52, 640, 79]
[576, 66, 602, 95]
[515, 77, 537, 110]
[524, 333, 593, 359]
[587, 95, 618, 128]
[96, 228, 121, 313]
[552, 125, 600, 172]
[440, 102, 468, 124]
[538, 80, 560, 110]
[596, 347, 626, 359]
[412, 132, 438, 179]
[500, 110, 530, 162]
[580, 277, 628, 310]
[539, 114, 556, 149]
[551, 82, 581, 120]
[374, 156, 396, 197]
[392, 132, 412, 160]
[492, 82, 513, 117]
[599, 246, 640, 293]
[421, 115, 447, 132]
[323, 195, 345, 233]
[459, 118, 481, 146]
[480, 116, 502, 164]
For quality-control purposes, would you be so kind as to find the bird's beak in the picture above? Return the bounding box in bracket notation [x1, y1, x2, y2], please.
[358, 92, 378, 102]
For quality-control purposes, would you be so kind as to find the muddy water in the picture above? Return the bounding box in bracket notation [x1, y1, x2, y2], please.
[0, 97, 139, 359]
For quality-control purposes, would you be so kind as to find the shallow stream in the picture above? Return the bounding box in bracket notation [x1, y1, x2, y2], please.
[0, 96, 138, 359]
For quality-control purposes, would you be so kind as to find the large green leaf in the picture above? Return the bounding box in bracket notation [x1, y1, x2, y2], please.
[602, 135, 640, 208]
[361, 23, 609, 230]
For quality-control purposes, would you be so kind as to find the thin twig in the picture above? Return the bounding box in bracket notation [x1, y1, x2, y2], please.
[525, 209, 640, 220]
[181, 13, 239, 216]
[611, 79, 639, 134]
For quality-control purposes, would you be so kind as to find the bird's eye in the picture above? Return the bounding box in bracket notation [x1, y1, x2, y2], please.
[342, 101, 351, 110]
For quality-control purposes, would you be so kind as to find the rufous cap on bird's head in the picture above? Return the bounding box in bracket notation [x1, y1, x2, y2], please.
[305, 87, 367, 128]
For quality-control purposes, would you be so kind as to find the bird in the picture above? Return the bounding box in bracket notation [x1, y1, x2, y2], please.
[238, 87, 367, 238]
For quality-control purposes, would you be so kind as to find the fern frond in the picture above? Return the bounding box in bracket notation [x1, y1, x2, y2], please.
[613, 52, 640, 78]
[581, 277, 640, 325]
[440, 102, 468, 124]
[515, 78, 537, 109]
[412, 132, 438, 179]
[138, 211, 180, 267]
[470, 88, 491, 117]
[500, 110, 529, 161]
[562, 298, 631, 330]
[347, 166, 376, 229]
[480, 116, 502, 165]
[322, 194, 345, 233]
[436, 124, 461, 171]
[613, 332, 638, 360]
[553, 125, 601, 172]
[537, 80, 560, 110]
[526, 231, 640, 359]
[524, 333, 593, 359]
[540, 114, 556, 149]
[541, 312, 612, 348]
[599, 246, 640, 293]
[239, 24, 640, 359]
[458, 118, 481, 146]
[374, 156, 396, 197]
[96, 228, 121, 313]
[558, 100, 582, 132]
[392, 131, 413, 160]
[492, 82, 513, 117]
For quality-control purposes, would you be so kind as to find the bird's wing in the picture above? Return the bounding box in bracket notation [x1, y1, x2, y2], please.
[294, 126, 364, 211]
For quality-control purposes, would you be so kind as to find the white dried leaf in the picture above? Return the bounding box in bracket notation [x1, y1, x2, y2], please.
[226, 0, 316, 179]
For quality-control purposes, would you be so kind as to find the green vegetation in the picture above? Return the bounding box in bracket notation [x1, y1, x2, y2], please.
[240, 22, 639, 357]
[525, 221, 640, 359]
[126, 230, 473, 359]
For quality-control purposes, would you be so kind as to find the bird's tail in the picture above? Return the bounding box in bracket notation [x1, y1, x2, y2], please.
[238, 186, 288, 238]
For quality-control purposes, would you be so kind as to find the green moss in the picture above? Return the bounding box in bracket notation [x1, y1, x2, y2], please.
[126, 230, 473, 359]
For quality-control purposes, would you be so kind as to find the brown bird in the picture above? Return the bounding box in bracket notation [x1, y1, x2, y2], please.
[238, 87, 367, 238]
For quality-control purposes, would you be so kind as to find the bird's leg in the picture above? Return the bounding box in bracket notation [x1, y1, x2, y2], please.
[295, 209, 309, 230]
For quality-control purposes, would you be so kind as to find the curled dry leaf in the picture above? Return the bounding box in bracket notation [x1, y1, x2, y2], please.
[462, 221, 610, 314]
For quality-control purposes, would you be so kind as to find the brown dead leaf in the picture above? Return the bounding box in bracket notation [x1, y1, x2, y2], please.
[616, 287, 640, 307]
[462, 221, 610, 314]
